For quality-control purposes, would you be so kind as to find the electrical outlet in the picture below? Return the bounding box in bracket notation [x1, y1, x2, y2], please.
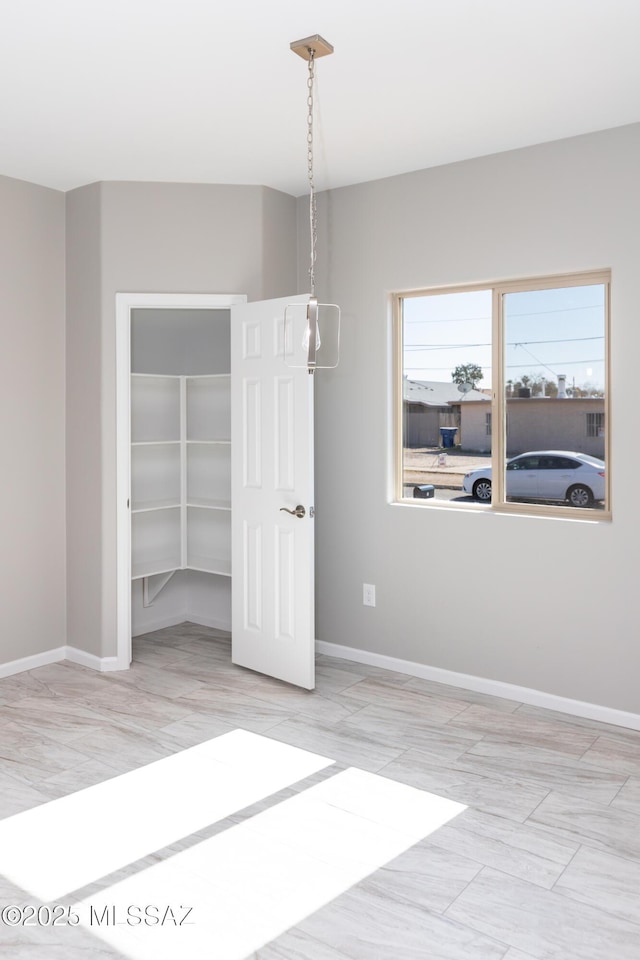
[363, 583, 376, 607]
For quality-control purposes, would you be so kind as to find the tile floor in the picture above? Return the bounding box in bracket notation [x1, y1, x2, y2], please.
[0, 622, 639, 958]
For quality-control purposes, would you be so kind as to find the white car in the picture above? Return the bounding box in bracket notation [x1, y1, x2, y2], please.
[463, 451, 606, 507]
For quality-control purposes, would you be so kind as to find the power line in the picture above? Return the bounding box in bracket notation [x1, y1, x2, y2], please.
[407, 358, 605, 371]
[511, 335, 603, 345]
[513, 343, 557, 376]
[404, 303, 603, 323]
[404, 343, 490, 351]
[404, 335, 603, 350]
[505, 358, 604, 369]
[508, 304, 603, 319]
[405, 315, 490, 324]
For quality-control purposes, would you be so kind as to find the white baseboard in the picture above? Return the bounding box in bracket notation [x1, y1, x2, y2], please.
[132, 613, 231, 638]
[0, 614, 232, 679]
[65, 646, 123, 672]
[131, 612, 188, 637]
[0, 646, 124, 678]
[184, 614, 231, 633]
[5, 636, 635, 732]
[316, 640, 640, 732]
[0, 647, 68, 679]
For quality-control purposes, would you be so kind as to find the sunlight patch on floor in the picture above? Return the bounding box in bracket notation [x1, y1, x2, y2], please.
[79, 766, 466, 960]
[0, 729, 334, 900]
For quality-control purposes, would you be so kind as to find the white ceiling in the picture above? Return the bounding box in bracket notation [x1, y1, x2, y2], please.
[2, 0, 640, 196]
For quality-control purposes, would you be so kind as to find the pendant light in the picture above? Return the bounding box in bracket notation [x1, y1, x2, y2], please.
[285, 34, 340, 373]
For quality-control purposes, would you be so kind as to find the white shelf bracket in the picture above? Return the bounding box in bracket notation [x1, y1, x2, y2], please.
[143, 570, 177, 607]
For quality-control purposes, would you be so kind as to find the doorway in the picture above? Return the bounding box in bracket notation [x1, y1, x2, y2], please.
[115, 293, 246, 669]
[116, 291, 317, 688]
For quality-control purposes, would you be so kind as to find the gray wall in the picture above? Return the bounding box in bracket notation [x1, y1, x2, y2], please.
[0, 175, 66, 664]
[306, 123, 640, 713]
[66, 182, 297, 656]
[4, 129, 637, 717]
[131, 308, 231, 375]
[66, 183, 103, 661]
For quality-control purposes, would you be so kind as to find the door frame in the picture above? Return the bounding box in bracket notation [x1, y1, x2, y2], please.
[115, 292, 247, 669]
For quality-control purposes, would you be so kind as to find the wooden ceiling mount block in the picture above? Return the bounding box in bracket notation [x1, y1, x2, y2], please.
[290, 35, 334, 60]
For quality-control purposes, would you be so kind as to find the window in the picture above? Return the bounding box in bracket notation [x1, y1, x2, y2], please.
[395, 271, 610, 516]
[586, 412, 605, 438]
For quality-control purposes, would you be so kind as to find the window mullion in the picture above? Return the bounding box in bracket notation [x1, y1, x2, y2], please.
[492, 287, 505, 505]
[394, 294, 405, 502]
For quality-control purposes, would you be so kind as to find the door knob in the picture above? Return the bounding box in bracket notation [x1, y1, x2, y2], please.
[280, 504, 306, 519]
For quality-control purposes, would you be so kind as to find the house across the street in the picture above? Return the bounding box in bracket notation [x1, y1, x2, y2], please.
[403, 378, 488, 447]
[458, 396, 605, 458]
[404, 379, 605, 458]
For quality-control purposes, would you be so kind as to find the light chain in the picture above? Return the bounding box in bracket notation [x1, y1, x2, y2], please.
[307, 50, 317, 297]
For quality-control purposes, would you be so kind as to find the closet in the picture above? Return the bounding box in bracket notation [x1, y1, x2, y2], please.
[129, 307, 232, 638]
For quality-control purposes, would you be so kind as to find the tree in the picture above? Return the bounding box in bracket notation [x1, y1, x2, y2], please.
[529, 373, 557, 397]
[451, 363, 483, 388]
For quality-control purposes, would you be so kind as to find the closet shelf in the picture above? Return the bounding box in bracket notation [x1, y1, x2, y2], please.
[131, 372, 232, 585]
[132, 557, 182, 581]
[186, 438, 231, 445]
[131, 499, 181, 514]
[132, 559, 232, 580]
[187, 498, 231, 511]
[187, 556, 232, 577]
[132, 440, 180, 447]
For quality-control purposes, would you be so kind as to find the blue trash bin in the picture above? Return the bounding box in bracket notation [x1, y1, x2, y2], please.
[440, 427, 458, 448]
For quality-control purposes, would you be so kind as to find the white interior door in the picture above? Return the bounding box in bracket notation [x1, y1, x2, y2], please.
[231, 294, 315, 689]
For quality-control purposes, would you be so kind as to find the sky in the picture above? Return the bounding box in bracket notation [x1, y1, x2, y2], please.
[403, 282, 606, 394]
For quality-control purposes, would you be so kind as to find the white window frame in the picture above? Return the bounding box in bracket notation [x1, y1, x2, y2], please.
[394, 270, 611, 520]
